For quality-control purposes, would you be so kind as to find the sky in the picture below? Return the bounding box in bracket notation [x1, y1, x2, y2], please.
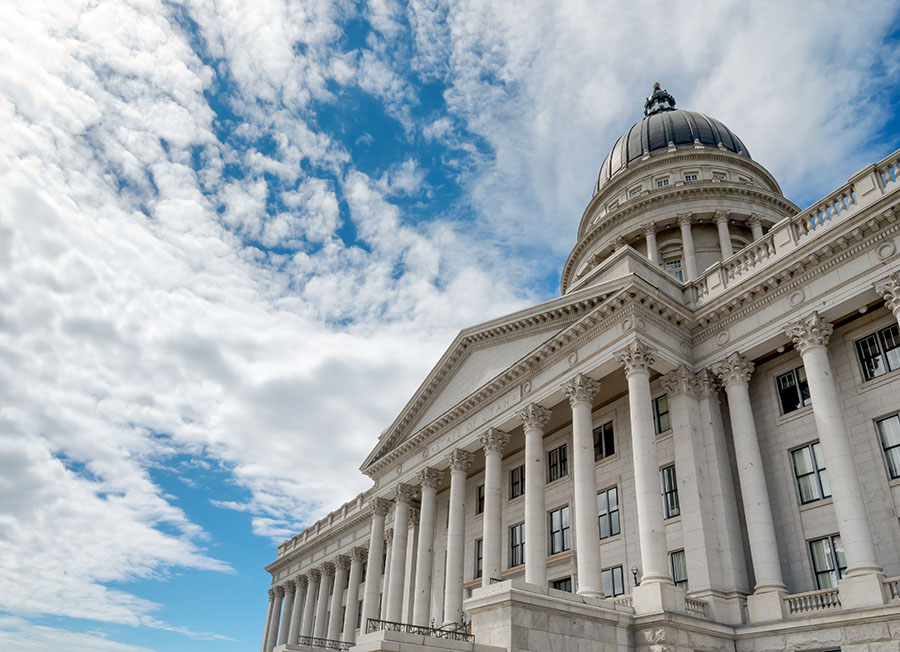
[1, 1, 899, 650]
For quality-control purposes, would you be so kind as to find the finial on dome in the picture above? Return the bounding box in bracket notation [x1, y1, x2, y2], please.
[653, 82, 661, 91]
[644, 83, 676, 117]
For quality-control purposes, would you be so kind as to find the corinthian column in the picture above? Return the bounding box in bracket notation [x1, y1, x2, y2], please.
[714, 210, 733, 259]
[643, 222, 659, 265]
[301, 569, 319, 637]
[875, 273, 900, 329]
[444, 448, 473, 625]
[313, 562, 334, 638]
[519, 403, 551, 586]
[413, 467, 444, 625]
[747, 214, 764, 241]
[785, 313, 881, 579]
[278, 580, 297, 645]
[480, 428, 510, 586]
[266, 585, 284, 652]
[343, 547, 366, 643]
[328, 556, 350, 641]
[261, 588, 275, 652]
[385, 484, 417, 621]
[360, 497, 390, 630]
[381, 528, 393, 618]
[288, 575, 307, 644]
[563, 373, 603, 596]
[678, 212, 698, 281]
[402, 507, 419, 622]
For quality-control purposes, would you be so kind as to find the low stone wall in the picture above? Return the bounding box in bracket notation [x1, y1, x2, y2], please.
[350, 628, 504, 652]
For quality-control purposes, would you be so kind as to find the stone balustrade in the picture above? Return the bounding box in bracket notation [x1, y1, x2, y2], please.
[884, 576, 900, 602]
[783, 587, 841, 615]
[684, 597, 709, 618]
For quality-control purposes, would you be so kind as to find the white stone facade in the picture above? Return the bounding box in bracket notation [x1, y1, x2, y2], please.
[262, 87, 900, 652]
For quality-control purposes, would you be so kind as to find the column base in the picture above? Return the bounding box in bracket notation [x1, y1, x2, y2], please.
[746, 589, 786, 623]
[839, 572, 887, 609]
[631, 581, 685, 615]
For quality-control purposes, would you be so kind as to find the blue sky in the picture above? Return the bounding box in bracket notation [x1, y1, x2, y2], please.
[1, 1, 899, 650]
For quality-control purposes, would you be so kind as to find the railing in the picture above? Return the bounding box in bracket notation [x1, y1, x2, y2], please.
[884, 576, 900, 601]
[297, 635, 351, 650]
[878, 152, 900, 191]
[722, 232, 776, 284]
[684, 597, 708, 618]
[784, 587, 841, 615]
[613, 595, 633, 608]
[366, 618, 475, 643]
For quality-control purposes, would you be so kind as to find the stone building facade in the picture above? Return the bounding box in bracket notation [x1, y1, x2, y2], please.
[261, 85, 900, 652]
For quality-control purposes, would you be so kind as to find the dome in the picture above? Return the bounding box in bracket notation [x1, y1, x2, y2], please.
[594, 84, 751, 196]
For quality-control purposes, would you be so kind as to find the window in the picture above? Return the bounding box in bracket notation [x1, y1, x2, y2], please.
[509, 465, 525, 499]
[474, 538, 483, 579]
[855, 324, 900, 381]
[712, 171, 726, 180]
[551, 577, 572, 592]
[601, 565, 625, 597]
[357, 599, 363, 628]
[475, 484, 485, 514]
[669, 550, 688, 591]
[630, 186, 642, 197]
[684, 173, 698, 182]
[656, 178, 669, 188]
[381, 549, 387, 574]
[593, 421, 615, 460]
[665, 259, 683, 282]
[548, 506, 571, 555]
[791, 442, 831, 504]
[661, 464, 680, 518]
[653, 395, 671, 434]
[509, 523, 525, 568]
[360, 561, 367, 584]
[547, 444, 568, 482]
[877, 414, 900, 479]
[776, 365, 811, 414]
[597, 486, 620, 539]
[809, 534, 846, 589]
[340, 606, 346, 630]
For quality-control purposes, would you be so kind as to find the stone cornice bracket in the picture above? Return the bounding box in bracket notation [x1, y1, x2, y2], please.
[479, 427, 511, 453]
[351, 546, 368, 563]
[695, 368, 720, 399]
[661, 365, 700, 399]
[274, 584, 285, 597]
[785, 311, 834, 354]
[677, 212, 693, 227]
[713, 209, 730, 224]
[642, 222, 657, 235]
[713, 352, 754, 388]
[335, 554, 351, 571]
[320, 561, 335, 577]
[518, 403, 551, 431]
[283, 579, 297, 594]
[372, 497, 392, 517]
[447, 448, 474, 473]
[747, 213, 762, 228]
[394, 483, 418, 504]
[417, 467, 444, 490]
[308, 568, 321, 582]
[874, 273, 900, 315]
[615, 339, 657, 376]
[563, 373, 600, 405]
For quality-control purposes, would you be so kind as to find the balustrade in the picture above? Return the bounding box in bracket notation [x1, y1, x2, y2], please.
[783, 587, 841, 615]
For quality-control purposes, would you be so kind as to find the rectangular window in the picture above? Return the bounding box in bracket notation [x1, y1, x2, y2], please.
[665, 259, 683, 282]
[593, 421, 615, 460]
[601, 565, 625, 597]
[361, 561, 367, 584]
[661, 464, 680, 518]
[551, 577, 572, 592]
[791, 442, 831, 504]
[877, 414, 900, 479]
[548, 506, 571, 555]
[684, 173, 698, 182]
[475, 484, 485, 514]
[509, 465, 525, 499]
[653, 394, 671, 434]
[656, 178, 669, 188]
[855, 324, 900, 381]
[712, 171, 726, 180]
[474, 538, 483, 579]
[669, 550, 689, 591]
[597, 486, 620, 540]
[547, 444, 568, 482]
[630, 186, 642, 197]
[809, 534, 846, 589]
[776, 365, 811, 414]
[509, 523, 525, 568]
[340, 606, 346, 631]
[357, 599, 363, 628]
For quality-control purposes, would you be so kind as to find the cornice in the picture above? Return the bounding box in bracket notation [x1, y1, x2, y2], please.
[267, 505, 373, 574]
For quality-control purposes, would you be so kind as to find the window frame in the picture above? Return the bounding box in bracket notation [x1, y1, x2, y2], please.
[655, 177, 670, 188]
[683, 172, 698, 182]
[475, 483, 485, 514]
[877, 413, 900, 480]
[653, 394, 671, 434]
[660, 464, 680, 519]
[776, 365, 811, 415]
[593, 421, 615, 461]
[474, 537, 483, 579]
[551, 577, 573, 592]
[664, 259, 683, 282]
[548, 505, 571, 556]
[790, 441, 831, 504]
[601, 565, 625, 597]
[669, 550, 688, 591]
[509, 522, 525, 568]
[597, 486, 620, 540]
[547, 444, 568, 483]
[809, 534, 846, 589]
[509, 464, 525, 499]
[854, 323, 900, 382]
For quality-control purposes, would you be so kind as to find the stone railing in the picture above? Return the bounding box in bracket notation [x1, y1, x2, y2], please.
[297, 635, 352, 650]
[877, 151, 900, 192]
[684, 597, 708, 618]
[884, 576, 900, 601]
[613, 595, 633, 608]
[784, 587, 841, 615]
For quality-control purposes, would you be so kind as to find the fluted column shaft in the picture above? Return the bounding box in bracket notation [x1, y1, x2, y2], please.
[361, 498, 390, 630]
[386, 485, 416, 621]
[301, 570, 319, 637]
[481, 428, 510, 586]
[678, 213, 698, 281]
[715, 211, 733, 259]
[278, 582, 296, 645]
[413, 468, 443, 625]
[444, 449, 473, 625]
[328, 557, 350, 640]
[521, 404, 551, 586]
[564, 374, 603, 596]
[343, 549, 365, 642]
[261, 589, 275, 652]
[288, 577, 307, 644]
[266, 586, 284, 652]
[313, 564, 333, 638]
[715, 353, 785, 593]
[787, 313, 881, 576]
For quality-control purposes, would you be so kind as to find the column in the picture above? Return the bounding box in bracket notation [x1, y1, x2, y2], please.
[313, 562, 333, 638]
[520, 403, 551, 586]
[327, 556, 350, 640]
[616, 341, 671, 585]
[413, 467, 444, 626]
[381, 529, 393, 618]
[288, 575, 307, 645]
[402, 507, 419, 622]
[480, 428, 510, 586]
[643, 222, 659, 265]
[300, 569, 319, 637]
[563, 373, 603, 597]
[785, 312, 881, 577]
[261, 588, 275, 652]
[713, 353, 785, 594]
[678, 212, 698, 281]
[385, 484, 417, 621]
[875, 273, 900, 329]
[343, 547, 367, 643]
[444, 448, 473, 625]
[266, 585, 284, 652]
[747, 214, 764, 241]
[278, 580, 297, 645]
[361, 497, 391, 630]
[714, 210, 733, 258]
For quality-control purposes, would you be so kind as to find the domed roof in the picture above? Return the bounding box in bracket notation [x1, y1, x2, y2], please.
[594, 84, 751, 196]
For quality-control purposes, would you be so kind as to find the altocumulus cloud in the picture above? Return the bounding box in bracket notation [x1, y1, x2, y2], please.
[1, 0, 898, 648]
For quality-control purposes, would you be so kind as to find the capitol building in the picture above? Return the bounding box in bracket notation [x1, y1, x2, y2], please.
[260, 85, 900, 652]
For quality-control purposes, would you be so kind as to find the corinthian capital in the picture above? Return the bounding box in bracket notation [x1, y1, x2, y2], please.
[296, 574, 309, 590]
[274, 584, 285, 598]
[713, 210, 730, 224]
[335, 554, 351, 571]
[615, 339, 656, 376]
[519, 403, 551, 431]
[747, 213, 762, 229]
[394, 483, 417, 505]
[785, 311, 833, 354]
[661, 365, 700, 399]
[351, 546, 368, 563]
[268, 587, 275, 600]
[447, 448, 473, 473]
[320, 561, 335, 577]
[283, 579, 297, 594]
[695, 368, 720, 399]
[563, 373, 599, 405]
[875, 273, 900, 315]
[642, 222, 657, 236]
[479, 427, 510, 454]
[677, 212, 693, 227]
[372, 497, 392, 517]
[307, 568, 321, 582]
[417, 467, 444, 490]
[713, 352, 754, 388]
